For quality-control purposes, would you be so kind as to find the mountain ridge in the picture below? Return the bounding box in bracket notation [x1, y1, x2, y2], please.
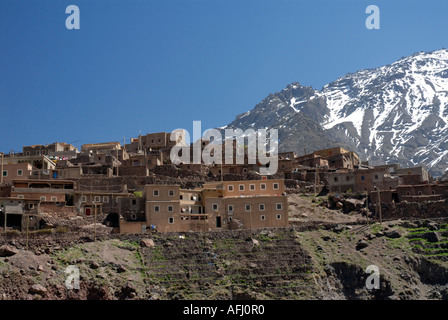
[225, 48, 448, 177]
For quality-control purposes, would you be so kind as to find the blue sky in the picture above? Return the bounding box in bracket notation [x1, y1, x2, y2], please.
[1, 0, 448, 152]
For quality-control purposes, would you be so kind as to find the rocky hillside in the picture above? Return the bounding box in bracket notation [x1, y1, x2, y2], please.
[225, 49, 448, 177]
[1, 194, 448, 300]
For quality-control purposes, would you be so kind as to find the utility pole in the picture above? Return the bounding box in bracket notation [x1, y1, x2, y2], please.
[314, 164, 317, 195]
[93, 201, 97, 242]
[1, 202, 5, 233]
[378, 189, 382, 224]
[0, 152, 3, 184]
[374, 186, 382, 224]
[26, 214, 29, 251]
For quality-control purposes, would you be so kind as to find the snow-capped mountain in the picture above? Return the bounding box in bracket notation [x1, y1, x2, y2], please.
[225, 49, 448, 177]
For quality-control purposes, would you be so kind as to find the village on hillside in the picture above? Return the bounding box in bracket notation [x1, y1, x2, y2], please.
[0, 131, 446, 235]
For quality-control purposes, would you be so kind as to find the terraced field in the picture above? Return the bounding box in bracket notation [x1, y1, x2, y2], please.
[142, 229, 316, 299]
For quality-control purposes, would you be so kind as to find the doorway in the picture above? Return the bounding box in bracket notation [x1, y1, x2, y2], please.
[216, 216, 222, 228]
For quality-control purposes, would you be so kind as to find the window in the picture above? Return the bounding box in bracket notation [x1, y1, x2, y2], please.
[334, 177, 338, 182]
[361, 176, 365, 181]
[276, 214, 282, 220]
[168, 190, 174, 196]
[151, 139, 155, 143]
[40, 196, 46, 201]
[94, 196, 101, 202]
[276, 203, 282, 210]
[374, 174, 379, 180]
[418, 191, 422, 195]
[153, 190, 159, 196]
[51, 196, 57, 202]
[260, 183, 266, 190]
[212, 203, 218, 210]
[406, 191, 410, 196]
[168, 205, 173, 212]
[103, 196, 109, 203]
[131, 214, 137, 220]
[17, 170, 23, 176]
[81, 196, 87, 202]
[273, 183, 279, 190]
[249, 184, 255, 191]
[180, 195, 183, 200]
[346, 176, 350, 181]
[239, 184, 245, 191]
[154, 205, 160, 212]
[245, 204, 251, 211]
[28, 203, 34, 209]
[158, 139, 162, 143]
[432, 190, 436, 195]
[168, 217, 174, 224]
[243, 168, 247, 173]
[228, 205, 234, 212]
[260, 215, 266, 221]
[17, 195, 24, 199]
[259, 204, 265, 211]
[228, 185, 234, 192]
[132, 199, 137, 205]
[2, 170, 7, 177]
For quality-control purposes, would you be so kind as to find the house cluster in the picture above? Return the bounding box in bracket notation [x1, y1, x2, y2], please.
[0, 132, 443, 234]
[119, 178, 287, 233]
[0, 133, 288, 234]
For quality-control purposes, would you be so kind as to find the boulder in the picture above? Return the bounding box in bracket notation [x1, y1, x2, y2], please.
[384, 230, 402, 239]
[29, 284, 47, 295]
[343, 198, 365, 211]
[251, 238, 259, 246]
[0, 245, 18, 257]
[333, 224, 346, 234]
[140, 239, 155, 248]
[427, 222, 439, 231]
[117, 265, 127, 273]
[423, 232, 442, 243]
[356, 240, 369, 250]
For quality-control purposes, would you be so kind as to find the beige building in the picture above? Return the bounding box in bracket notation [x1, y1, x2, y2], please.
[1, 163, 34, 184]
[10, 179, 75, 204]
[119, 178, 288, 233]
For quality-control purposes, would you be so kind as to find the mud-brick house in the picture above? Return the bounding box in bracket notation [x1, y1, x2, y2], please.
[354, 167, 400, 192]
[118, 178, 288, 234]
[10, 179, 75, 208]
[397, 166, 431, 185]
[0, 198, 41, 232]
[313, 147, 360, 170]
[397, 184, 444, 202]
[1, 163, 34, 184]
[327, 171, 356, 193]
[117, 197, 146, 233]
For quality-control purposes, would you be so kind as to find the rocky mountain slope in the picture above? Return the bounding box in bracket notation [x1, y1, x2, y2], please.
[225, 49, 448, 177]
[1, 194, 448, 300]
